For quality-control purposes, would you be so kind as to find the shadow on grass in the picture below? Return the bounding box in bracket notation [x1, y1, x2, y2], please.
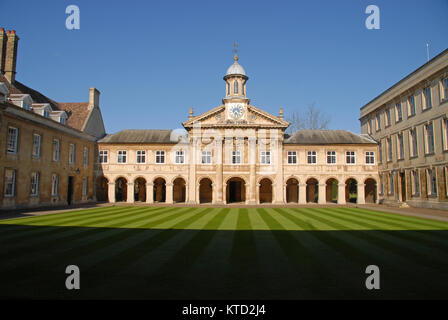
[0, 224, 448, 299]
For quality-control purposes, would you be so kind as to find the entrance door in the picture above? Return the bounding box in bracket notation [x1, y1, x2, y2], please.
[67, 176, 74, 205]
[229, 181, 242, 203]
[400, 172, 406, 202]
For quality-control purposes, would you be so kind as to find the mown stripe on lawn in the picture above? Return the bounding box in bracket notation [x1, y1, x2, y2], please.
[141, 208, 229, 286]
[303, 208, 448, 272]
[257, 208, 337, 292]
[81, 208, 213, 281]
[0, 206, 155, 245]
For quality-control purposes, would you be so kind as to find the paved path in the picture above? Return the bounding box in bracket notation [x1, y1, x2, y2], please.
[1, 202, 447, 222]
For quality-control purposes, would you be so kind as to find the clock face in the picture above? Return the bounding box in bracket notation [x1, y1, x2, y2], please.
[229, 104, 245, 120]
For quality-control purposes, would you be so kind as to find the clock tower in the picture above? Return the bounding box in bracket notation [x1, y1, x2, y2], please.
[223, 43, 250, 120]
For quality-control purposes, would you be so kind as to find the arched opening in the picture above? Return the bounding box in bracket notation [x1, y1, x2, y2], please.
[115, 177, 127, 202]
[306, 178, 319, 203]
[153, 177, 166, 203]
[134, 177, 146, 202]
[96, 176, 108, 202]
[199, 178, 213, 203]
[173, 177, 186, 203]
[365, 178, 377, 203]
[286, 178, 299, 203]
[226, 177, 246, 203]
[259, 178, 273, 203]
[345, 178, 358, 203]
[326, 178, 338, 203]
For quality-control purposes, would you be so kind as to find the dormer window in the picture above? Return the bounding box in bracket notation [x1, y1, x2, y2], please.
[60, 117, 66, 125]
[22, 101, 31, 110]
[44, 110, 50, 118]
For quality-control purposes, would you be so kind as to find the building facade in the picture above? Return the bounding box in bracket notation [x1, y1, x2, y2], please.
[0, 28, 106, 209]
[360, 48, 448, 210]
[96, 53, 379, 205]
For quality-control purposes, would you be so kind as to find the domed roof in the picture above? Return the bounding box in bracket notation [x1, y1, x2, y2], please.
[226, 60, 246, 76]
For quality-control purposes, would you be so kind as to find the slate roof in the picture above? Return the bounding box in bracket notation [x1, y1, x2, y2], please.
[98, 129, 187, 144]
[284, 130, 377, 145]
[0, 74, 90, 131]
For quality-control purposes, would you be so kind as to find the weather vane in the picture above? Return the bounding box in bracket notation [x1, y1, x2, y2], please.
[233, 42, 239, 61]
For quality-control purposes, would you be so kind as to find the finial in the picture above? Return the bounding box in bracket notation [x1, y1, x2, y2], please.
[189, 106, 194, 120]
[233, 42, 238, 62]
[279, 107, 284, 119]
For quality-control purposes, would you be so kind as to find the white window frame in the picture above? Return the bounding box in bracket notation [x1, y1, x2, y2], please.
[7, 127, 18, 154]
[424, 122, 435, 155]
[82, 177, 88, 196]
[287, 151, 297, 164]
[307, 151, 317, 164]
[260, 151, 271, 164]
[408, 95, 416, 117]
[202, 150, 212, 164]
[397, 133, 404, 160]
[411, 169, 420, 196]
[117, 150, 127, 163]
[409, 128, 418, 157]
[232, 150, 241, 164]
[51, 174, 59, 196]
[175, 150, 185, 164]
[395, 103, 402, 122]
[53, 139, 60, 162]
[99, 150, 108, 163]
[426, 168, 437, 196]
[83, 147, 89, 166]
[346, 151, 356, 164]
[366, 151, 375, 165]
[136, 150, 146, 164]
[326, 151, 336, 164]
[32, 133, 41, 158]
[4, 169, 16, 197]
[423, 86, 432, 110]
[69, 144, 76, 164]
[155, 150, 165, 164]
[30, 172, 40, 196]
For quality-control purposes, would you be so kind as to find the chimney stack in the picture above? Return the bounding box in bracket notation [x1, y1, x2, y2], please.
[88, 87, 100, 110]
[4, 29, 19, 83]
[0, 28, 7, 74]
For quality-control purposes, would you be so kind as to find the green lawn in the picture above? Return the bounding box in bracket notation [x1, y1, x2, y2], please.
[1, 206, 448, 299]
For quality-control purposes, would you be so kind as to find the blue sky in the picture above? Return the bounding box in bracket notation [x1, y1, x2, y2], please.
[1, 0, 447, 133]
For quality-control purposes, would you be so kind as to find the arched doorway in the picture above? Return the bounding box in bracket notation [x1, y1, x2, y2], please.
[306, 178, 319, 203]
[96, 176, 108, 202]
[365, 178, 377, 203]
[153, 177, 166, 202]
[259, 178, 273, 203]
[345, 178, 358, 203]
[134, 177, 146, 202]
[115, 177, 127, 202]
[226, 177, 246, 203]
[173, 177, 186, 203]
[286, 178, 299, 203]
[326, 178, 338, 203]
[199, 178, 213, 203]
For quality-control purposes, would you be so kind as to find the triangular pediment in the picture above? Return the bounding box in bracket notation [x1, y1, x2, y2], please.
[182, 104, 289, 129]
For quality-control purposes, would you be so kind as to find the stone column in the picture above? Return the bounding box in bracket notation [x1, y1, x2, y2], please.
[166, 182, 173, 204]
[248, 137, 257, 204]
[108, 182, 116, 203]
[357, 183, 366, 204]
[127, 182, 134, 203]
[146, 182, 153, 204]
[299, 183, 307, 204]
[187, 137, 198, 204]
[337, 183, 346, 204]
[215, 138, 223, 204]
[318, 183, 326, 204]
[274, 135, 285, 204]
